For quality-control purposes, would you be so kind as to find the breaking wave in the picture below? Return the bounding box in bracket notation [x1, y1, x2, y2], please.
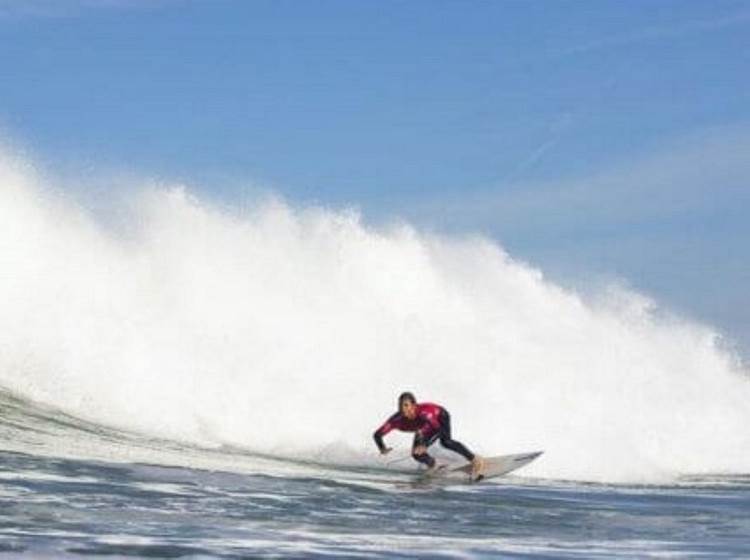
[1, 150, 749, 482]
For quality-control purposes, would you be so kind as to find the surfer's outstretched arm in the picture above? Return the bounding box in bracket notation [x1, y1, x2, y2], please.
[373, 412, 400, 454]
[372, 430, 389, 454]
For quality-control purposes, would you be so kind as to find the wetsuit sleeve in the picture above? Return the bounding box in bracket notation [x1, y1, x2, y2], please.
[373, 413, 400, 452]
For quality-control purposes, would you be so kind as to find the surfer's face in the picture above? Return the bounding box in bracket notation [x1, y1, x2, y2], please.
[401, 400, 417, 419]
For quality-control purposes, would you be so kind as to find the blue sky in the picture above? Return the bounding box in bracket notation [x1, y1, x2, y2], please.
[1, 0, 749, 355]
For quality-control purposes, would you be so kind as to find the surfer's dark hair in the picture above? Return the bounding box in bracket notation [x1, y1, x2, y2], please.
[398, 392, 416, 408]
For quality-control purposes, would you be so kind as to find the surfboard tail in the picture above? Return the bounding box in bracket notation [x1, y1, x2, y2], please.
[451, 450, 544, 480]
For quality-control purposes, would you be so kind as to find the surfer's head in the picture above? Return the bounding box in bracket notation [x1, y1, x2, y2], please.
[398, 392, 417, 419]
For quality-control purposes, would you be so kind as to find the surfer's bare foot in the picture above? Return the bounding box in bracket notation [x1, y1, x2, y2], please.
[470, 456, 485, 480]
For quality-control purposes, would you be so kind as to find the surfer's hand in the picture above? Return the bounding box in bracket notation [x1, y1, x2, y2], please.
[413, 445, 427, 455]
[380, 447, 392, 455]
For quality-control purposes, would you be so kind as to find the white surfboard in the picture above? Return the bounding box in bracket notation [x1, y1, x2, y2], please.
[430, 451, 543, 482]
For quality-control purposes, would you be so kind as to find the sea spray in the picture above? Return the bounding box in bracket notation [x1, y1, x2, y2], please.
[1, 151, 749, 482]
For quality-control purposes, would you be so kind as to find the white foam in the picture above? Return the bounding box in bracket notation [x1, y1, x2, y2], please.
[1, 150, 749, 483]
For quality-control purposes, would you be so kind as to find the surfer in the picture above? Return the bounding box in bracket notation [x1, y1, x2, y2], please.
[373, 392, 485, 478]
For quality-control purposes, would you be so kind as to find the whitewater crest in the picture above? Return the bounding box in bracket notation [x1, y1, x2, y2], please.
[0, 151, 749, 483]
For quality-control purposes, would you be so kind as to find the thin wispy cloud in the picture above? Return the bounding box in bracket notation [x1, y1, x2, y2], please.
[415, 123, 750, 237]
[563, 10, 750, 55]
[499, 112, 577, 186]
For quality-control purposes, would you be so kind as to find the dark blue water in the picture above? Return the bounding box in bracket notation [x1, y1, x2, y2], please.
[2, 448, 749, 559]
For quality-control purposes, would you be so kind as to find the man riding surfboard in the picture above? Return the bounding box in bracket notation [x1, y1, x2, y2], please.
[373, 392, 485, 479]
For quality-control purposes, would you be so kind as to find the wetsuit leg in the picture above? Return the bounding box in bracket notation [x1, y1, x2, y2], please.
[412, 433, 436, 468]
[438, 411, 475, 461]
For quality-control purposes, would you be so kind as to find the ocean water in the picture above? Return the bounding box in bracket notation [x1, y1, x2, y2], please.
[2, 389, 750, 559]
[2, 152, 750, 557]
[2, 393, 750, 559]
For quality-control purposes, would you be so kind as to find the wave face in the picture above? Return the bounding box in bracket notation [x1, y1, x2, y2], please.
[1, 151, 749, 483]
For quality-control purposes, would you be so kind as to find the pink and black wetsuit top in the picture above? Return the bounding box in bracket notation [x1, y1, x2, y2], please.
[372, 403, 445, 451]
[373, 402, 475, 463]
